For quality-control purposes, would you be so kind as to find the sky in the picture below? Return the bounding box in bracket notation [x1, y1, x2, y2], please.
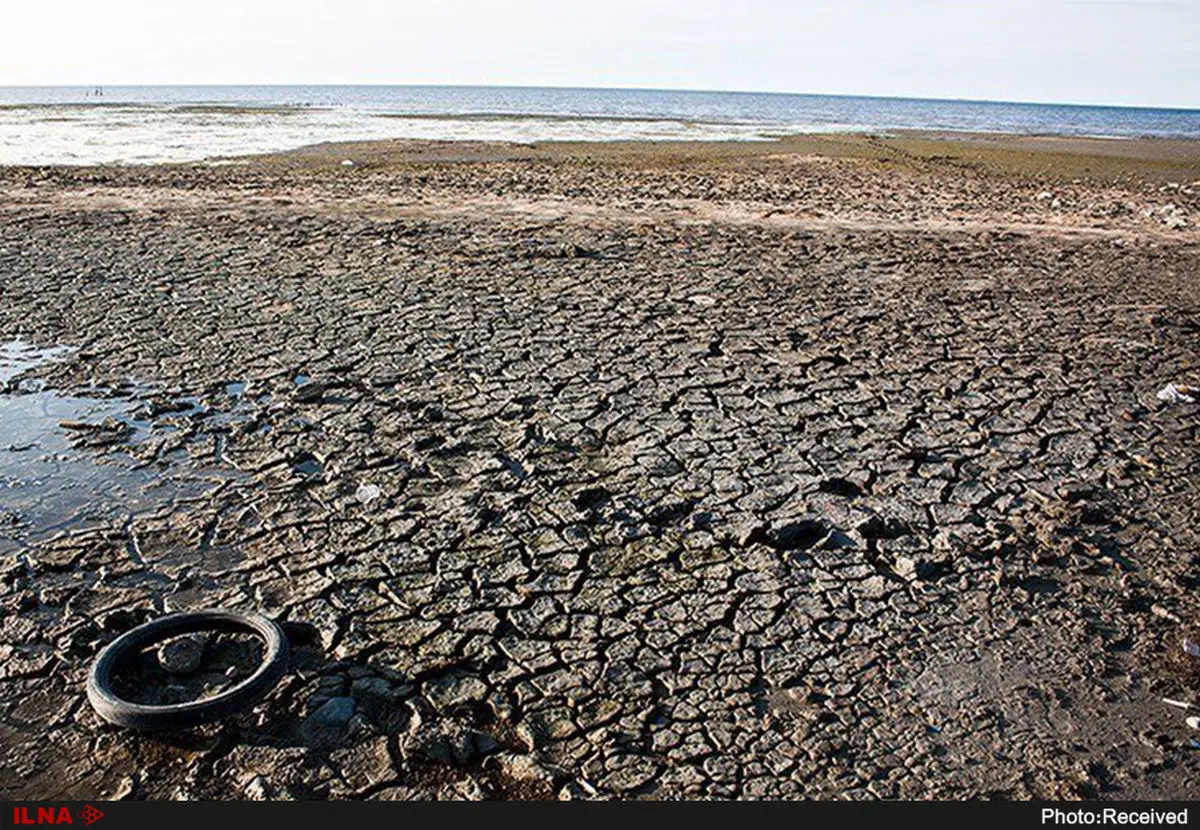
[2, 0, 1198, 108]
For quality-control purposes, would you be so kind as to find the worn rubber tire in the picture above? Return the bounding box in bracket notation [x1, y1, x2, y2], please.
[86, 610, 289, 731]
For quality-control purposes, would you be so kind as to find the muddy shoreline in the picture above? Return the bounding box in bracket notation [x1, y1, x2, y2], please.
[1, 135, 1199, 800]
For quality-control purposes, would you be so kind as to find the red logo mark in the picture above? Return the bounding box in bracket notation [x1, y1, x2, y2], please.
[77, 807, 103, 826]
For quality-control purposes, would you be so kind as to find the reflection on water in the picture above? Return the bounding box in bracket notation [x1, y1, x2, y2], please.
[0, 340, 73, 387]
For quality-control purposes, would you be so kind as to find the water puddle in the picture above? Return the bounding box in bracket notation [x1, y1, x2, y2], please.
[0, 341, 234, 554]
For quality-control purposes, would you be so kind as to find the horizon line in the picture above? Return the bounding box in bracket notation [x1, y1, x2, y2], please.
[1, 82, 1198, 113]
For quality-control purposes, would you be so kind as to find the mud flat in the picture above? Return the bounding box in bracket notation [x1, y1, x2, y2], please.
[1, 134, 1199, 800]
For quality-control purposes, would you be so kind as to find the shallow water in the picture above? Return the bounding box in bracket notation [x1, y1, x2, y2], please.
[1, 85, 1198, 165]
[0, 341, 226, 554]
[0, 340, 73, 387]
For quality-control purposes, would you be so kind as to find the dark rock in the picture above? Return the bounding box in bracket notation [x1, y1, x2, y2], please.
[309, 697, 356, 728]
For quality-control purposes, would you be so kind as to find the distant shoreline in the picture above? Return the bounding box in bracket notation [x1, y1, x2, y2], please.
[2, 86, 1198, 166]
[6, 132, 1192, 186]
[5, 130, 1200, 170]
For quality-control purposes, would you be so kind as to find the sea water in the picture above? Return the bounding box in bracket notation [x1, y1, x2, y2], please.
[0, 85, 1198, 166]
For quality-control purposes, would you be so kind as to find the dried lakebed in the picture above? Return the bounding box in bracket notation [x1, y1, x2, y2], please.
[1, 138, 1199, 800]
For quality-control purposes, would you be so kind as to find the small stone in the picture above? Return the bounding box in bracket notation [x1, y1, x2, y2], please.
[309, 696, 356, 727]
[1156, 383, 1197, 405]
[494, 752, 555, 783]
[341, 159, 355, 167]
[355, 483, 382, 505]
[558, 780, 598, 800]
[112, 775, 136, 800]
[472, 730, 500, 756]
[244, 775, 271, 800]
[1152, 604, 1182, 623]
[894, 554, 949, 582]
[157, 634, 207, 675]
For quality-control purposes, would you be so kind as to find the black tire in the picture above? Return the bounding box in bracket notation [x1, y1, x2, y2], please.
[86, 610, 289, 731]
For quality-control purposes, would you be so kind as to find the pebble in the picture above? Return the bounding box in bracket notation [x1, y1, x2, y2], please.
[244, 775, 271, 800]
[309, 696, 356, 727]
[157, 634, 207, 675]
[355, 483, 382, 505]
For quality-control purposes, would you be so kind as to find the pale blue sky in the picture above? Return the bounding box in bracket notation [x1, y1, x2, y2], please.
[4, 0, 1198, 108]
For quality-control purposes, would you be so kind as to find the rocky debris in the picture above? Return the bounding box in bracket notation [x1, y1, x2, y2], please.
[1143, 203, 1192, 230]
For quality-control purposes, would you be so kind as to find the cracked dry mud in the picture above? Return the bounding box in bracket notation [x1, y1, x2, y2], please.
[1, 135, 1199, 800]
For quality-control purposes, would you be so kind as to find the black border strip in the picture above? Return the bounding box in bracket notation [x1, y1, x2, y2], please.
[2, 801, 1195, 830]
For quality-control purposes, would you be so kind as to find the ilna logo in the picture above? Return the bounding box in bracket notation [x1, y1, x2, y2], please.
[11, 806, 104, 826]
